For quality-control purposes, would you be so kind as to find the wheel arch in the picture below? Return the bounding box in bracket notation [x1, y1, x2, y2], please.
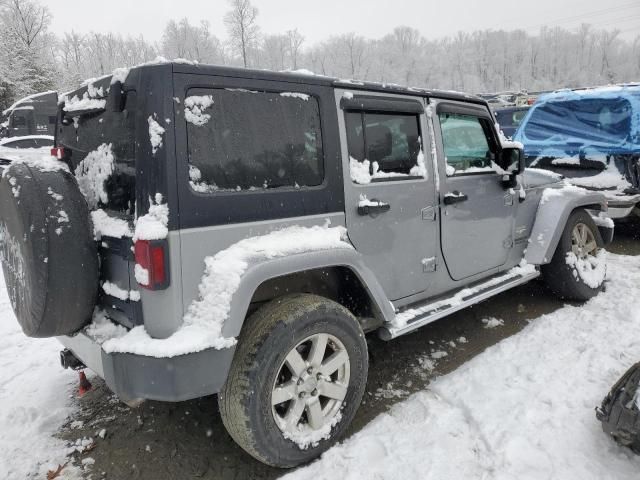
[221, 249, 395, 339]
[525, 189, 607, 266]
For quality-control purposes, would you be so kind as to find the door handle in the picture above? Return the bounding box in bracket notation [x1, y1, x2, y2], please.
[443, 191, 468, 205]
[358, 200, 391, 216]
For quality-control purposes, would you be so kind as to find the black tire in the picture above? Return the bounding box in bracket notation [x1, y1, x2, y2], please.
[0, 163, 99, 337]
[542, 209, 605, 301]
[218, 294, 368, 468]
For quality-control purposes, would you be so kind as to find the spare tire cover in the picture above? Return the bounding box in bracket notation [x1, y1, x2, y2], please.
[0, 163, 99, 337]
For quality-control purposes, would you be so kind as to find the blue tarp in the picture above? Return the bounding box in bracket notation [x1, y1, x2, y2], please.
[513, 85, 640, 158]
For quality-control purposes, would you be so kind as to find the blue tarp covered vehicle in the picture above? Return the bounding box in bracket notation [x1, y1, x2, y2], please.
[514, 85, 640, 219]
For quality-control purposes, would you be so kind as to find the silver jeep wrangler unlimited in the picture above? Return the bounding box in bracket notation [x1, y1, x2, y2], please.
[0, 62, 613, 468]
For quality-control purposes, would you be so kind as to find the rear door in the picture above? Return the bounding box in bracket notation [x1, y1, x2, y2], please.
[338, 91, 438, 301]
[431, 100, 516, 281]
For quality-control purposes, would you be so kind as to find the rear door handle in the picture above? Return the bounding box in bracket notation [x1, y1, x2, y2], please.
[358, 200, 391, 216]
[443, 191, 468, 205]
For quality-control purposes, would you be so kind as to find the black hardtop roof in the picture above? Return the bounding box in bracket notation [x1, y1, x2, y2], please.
[138, 61, 488, 106]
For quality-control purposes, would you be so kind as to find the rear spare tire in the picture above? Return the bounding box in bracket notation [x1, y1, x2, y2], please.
[0, 162, 99, 337]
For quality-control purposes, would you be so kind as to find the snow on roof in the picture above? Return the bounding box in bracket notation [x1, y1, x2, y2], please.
[0, 135, 53, 145]
[2, 90, 58, 116]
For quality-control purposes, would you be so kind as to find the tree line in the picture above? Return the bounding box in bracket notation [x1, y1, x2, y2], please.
[1, 0, 639, 111]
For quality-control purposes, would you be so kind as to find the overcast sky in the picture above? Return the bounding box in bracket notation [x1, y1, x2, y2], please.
[48, 0, 640, 44]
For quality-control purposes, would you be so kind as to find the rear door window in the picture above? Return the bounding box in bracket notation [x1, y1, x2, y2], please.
[185, 88, 324, 192]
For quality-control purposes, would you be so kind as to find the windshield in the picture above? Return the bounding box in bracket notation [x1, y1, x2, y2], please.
[522, 98, 632, 146]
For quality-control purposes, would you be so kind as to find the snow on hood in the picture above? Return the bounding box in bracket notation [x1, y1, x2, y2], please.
[522, 168, 564, 189]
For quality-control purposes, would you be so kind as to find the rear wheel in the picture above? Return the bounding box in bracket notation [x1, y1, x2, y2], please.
[543, 209, 606, 301]
[218, 294, 368, 468]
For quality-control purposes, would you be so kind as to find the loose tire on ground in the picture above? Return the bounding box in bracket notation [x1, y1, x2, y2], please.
[218, 294, 368, 468]
[542, 209, 605, 301]
[0, 163, 99, 337]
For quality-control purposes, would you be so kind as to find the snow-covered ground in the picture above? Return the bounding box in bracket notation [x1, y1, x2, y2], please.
[2, 254, 640, 478]
[285, 253, 640, 480]
[0, 271, 78, 478]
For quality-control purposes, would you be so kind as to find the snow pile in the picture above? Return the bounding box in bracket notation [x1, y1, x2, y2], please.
[102, 281, 140, 302]
[280, 92, 310, 101]
[101, 224, 352, 358]
[285, 253, 640, 480]
[1, 151, 68, 177]
[133, 194, 169, 242]
[540, 183, 587, 205]
[566, 249, 607, 289]
[482, 317, 504, 328]
[184, 95, 214, 126]
[63, 93, 106, 113]
[0, 271, 77, 479]
[566, 163, 632, 192]
[85, 309, 127, 344]
[349, 154, 427, 185]
[284, 412, 343, 450]
[75, 143, 114, 209]
[91, 209, 132, 239]
[189, 165, 218, 193]
[147, 116, 165, 155]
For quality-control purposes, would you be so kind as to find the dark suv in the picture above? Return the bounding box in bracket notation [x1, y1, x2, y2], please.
[0, 62, 611, 468]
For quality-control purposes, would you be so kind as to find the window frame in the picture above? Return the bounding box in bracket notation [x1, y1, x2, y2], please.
[436, 102, 501, 177]
[341, 95, 428, 185]
[184, 86, 327, 195]
[173, 73, 345, 229]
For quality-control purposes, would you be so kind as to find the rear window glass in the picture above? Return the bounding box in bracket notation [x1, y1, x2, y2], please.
[523, 98, 632, 144]
[58, 91, 137, 215]
[185, 88, 324, 192]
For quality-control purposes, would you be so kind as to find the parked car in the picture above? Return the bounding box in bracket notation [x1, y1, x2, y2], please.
[0, 62, 612, 468]
[0, 134, 53, 172]
[514, 85, 640, 220]
[494, 105, 530, 138]
[1, 90, 58, 139]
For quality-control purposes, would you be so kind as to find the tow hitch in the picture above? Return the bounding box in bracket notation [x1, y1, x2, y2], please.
[60, 348, 85, 370]
[60, 349, 92, 396]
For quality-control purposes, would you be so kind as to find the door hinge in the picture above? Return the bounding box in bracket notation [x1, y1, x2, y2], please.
[421, 206, 436, 221]
[503, 236, 514, 248]
[422, 256, 437, 272]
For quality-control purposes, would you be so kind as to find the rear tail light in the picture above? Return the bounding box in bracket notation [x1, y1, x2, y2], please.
[50, 146, 68, 160]
[134, 240, 170, 290]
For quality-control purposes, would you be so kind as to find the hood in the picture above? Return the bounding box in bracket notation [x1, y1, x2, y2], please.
[522, 168, 563, 189]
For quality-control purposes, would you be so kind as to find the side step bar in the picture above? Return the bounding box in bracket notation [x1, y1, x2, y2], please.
[379, 268, 540, 340]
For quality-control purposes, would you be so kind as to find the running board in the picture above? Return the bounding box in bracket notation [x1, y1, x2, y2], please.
[379, 268, 540, 340]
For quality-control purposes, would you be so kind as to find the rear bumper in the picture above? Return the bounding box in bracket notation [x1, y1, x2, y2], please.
[58, 331, 235, 402]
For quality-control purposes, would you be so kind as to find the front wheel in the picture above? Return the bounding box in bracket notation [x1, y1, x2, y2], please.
[542, 209, 606, 301]
[218, 294, 368, 468]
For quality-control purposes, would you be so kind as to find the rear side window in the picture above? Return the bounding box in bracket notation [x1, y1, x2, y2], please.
[58, 91, 137, 215]
[186, 88, 324, 192]
[12, 116, 26, 127]
[346, 111, 422, 179]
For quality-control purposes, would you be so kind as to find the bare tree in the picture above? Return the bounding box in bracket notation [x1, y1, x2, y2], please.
[224, 0, 259, 67]
[286, 29, 304, 70]
[2, 0, 50, 48]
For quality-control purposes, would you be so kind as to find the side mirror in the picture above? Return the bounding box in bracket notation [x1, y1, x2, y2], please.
[500, 147, 525, 175]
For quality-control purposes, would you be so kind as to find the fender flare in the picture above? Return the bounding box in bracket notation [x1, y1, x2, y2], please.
[524, 189, 607, 265]
[220, 248, 395, 339]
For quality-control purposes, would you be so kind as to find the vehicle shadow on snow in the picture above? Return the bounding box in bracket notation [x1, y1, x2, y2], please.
[58, 225, 640, 480]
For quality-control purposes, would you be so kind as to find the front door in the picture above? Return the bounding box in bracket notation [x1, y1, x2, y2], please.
[338, 91, 439, 301]
[432, 100, 516, 281]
